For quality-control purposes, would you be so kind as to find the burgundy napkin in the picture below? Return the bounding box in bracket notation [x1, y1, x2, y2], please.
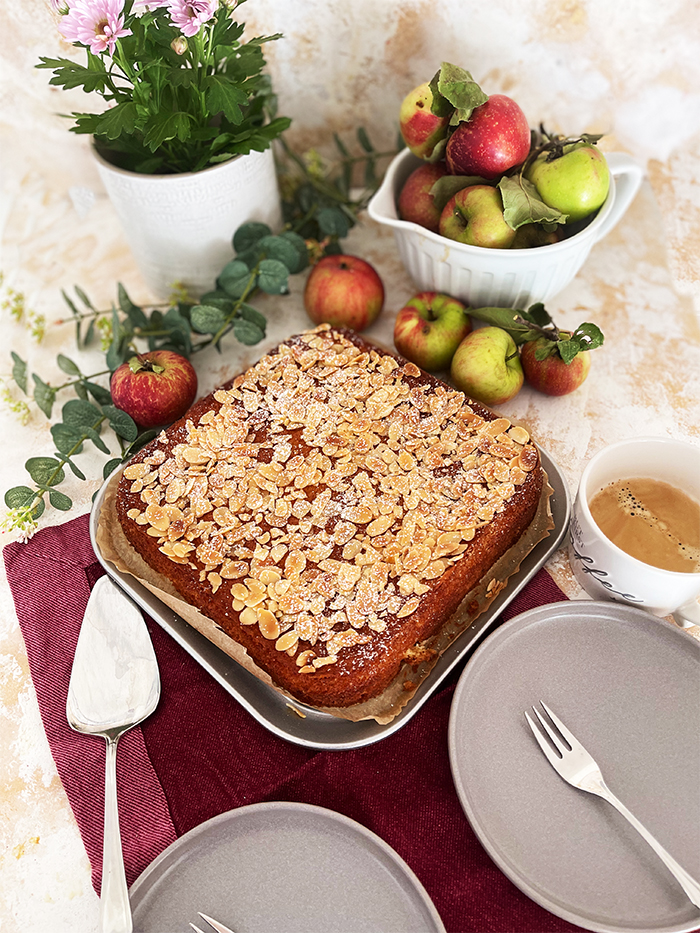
[5, 513, 584, 933]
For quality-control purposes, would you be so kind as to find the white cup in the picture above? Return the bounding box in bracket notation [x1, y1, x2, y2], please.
[568, 437, 700, 627]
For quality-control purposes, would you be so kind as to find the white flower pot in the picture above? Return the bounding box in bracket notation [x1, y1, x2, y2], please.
[93, 146, 283, 299]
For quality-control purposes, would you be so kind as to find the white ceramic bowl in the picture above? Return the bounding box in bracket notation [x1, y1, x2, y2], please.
[367, 148, 643, 309]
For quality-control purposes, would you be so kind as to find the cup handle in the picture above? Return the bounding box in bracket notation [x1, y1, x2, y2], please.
[592, 152, 644, 243]
[673, 597, 700, 630]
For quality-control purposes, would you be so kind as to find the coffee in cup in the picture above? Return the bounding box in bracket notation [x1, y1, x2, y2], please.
[569, 437, 700, 627]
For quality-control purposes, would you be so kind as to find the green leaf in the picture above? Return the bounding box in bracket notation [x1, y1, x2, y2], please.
[190, 304, 228, 335]
[498, 175, 568, 230]
[233, 221, 271, 253]
[218, 258, 253, 294]
[4, 485, 44, 518]
[62, 398, 103, 429]
[555, 337, 579, 364]
[435, 62, 487, 125]
[102, 404, 139, 441]
[25, 457, 65, 487]
[429, 174, 490, 213]
[51, 423, 84, 456]
[65, 458, 87, 481]
[95, 102, 139, 140]
[57, 354, 81, 376]
[84, 381, 113, 406]
[124, 430, 159, 458]
[103, 458, 123, 480]
[11, 352, 27, 394]
[162, 306, 192, 354]
[143, 111, 193, 151]
[426, 69, 456, 119]
[118, 283, 148, 329]
[317, 207, 351, 238]
[572, 321, 605, 351]
[32, 374, 57, 418]
[238, 303, 267, 333]
[204, 76, 247, 124]
[84, 426, 110, 454]
[278, 231, 309, 273]
[48, 489, 73, 511]
[257, 259, 289, 295]
[233, 319, 265, 345]
[356, 126, 374, 153]
[256, 235, 301, 271]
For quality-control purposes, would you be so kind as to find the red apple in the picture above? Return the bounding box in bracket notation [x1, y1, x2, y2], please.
[399, 82, 451, 160]
[521, 337, 592, 395]
[450, 326, 524, 406]
[110, 350, 197, 428]
[439, 185, 516, 249]
[304, 254, 384, 331]
[394, 292, 472, 371]
[398, 161, 449, 233]
[445, 94, 531, 180]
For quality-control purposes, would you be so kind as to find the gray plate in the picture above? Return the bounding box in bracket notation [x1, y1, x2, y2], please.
[90, 449, 570, 750]
[448, 601, 700, 933]
[129, 801, 445, 933]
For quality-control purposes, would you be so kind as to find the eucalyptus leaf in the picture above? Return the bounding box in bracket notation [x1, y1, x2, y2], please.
[278, 231, 309, 273]
[4, 485, 44, 518]
[57, 354, 81, 376]
[257, 259, 289, 295]
[102, 404, 139, 441]
[218, 260, 253, 299]
[317, 207, 351, 238]
[118, 282, 148, 328]
[11, 352, 27, 394]
[62, 397, 103, 429]
[124, 429, 159, 458]
[25, 456, 65, 487]
[84, 426, 110, 454]
[238, 303, 267, 332]
[51, 423, 84, 455]
[190, 303, 228, 335]
[103, 458, 123, 480]
[84, 381, 113, 405]
[74, 382, 88, 400]
[257, 235, 300, 271]
[65, 458, 87, 481]
[48, 489, 73, 511]
[233, 318, 265, 345]
[32, 374, 57, 418]
[233, 221, 271, 253]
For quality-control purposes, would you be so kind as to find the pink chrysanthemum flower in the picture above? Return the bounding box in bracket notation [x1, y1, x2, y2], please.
[167, 0, 218, 38]
[58, 0, 132, 56]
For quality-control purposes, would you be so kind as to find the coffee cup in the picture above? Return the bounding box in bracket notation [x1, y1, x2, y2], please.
[568, 437, 700, 627]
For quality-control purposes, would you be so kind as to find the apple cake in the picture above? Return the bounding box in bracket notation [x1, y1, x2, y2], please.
[115, 325, 544, 709]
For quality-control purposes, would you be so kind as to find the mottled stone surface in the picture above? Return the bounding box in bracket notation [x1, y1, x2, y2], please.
[1, 2, 699, 930]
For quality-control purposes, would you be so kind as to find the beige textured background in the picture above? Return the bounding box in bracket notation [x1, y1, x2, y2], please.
[1, 2, 699, 930]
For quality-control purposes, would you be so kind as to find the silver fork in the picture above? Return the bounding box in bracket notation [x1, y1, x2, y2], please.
[190, 913, 235, 933]
[525, 701, 700, 909]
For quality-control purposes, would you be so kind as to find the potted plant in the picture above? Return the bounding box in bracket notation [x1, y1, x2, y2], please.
[39, 0, 291, 297]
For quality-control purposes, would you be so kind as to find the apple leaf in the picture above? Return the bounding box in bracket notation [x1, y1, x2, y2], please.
[429, 174, 491, 213]
[427, 69, 455, 119]
[498, 175, 568, 230]
[433, 62, 488, 126]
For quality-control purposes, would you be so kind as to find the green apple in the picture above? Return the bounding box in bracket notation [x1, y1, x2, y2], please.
[399, 82, 451, 160]
[520, 336, 592, 395]
[393, 291, 472, 371]
[526, 144, 610, 222]
[450, 326, 524, 406]
[439, 185, 516, 249]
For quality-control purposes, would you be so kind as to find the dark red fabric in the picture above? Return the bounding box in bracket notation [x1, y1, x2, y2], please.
[5, 513, 585, 932]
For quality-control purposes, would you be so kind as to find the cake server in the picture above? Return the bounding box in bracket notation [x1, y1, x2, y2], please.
[67, 575, 161, 933]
